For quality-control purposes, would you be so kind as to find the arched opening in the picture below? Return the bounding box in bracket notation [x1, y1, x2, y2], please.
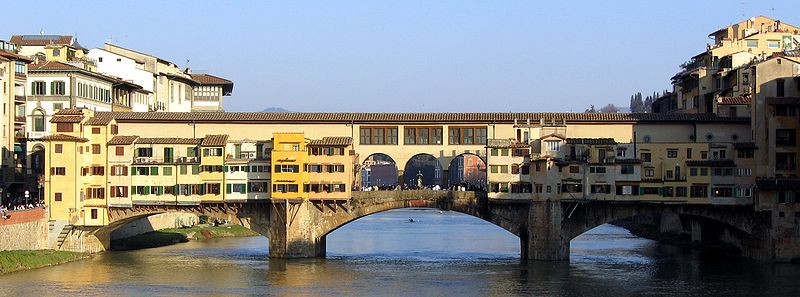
[447, 153, 487, 191]
[403, 153, 442, 188]
[31, 144, 45, 174]
[326, 208, 518, 258]
[360, 153, 399, 189]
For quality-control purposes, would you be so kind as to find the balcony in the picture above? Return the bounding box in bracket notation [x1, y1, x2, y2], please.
[133, 156, 200, 164]
[14, 96, 25, 103]
[14, 116, 25, 124]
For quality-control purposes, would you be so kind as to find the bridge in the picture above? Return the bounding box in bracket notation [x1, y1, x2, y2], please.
[61, 190, 773, 261]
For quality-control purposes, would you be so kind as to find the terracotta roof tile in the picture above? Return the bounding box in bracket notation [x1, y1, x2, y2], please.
[10, 35, 74, 46]
[308, 137, 353, 146]
[50, 115, 84, 123]
[566, 138, 617, 145]
[0, 51, 33, 63]
[84, 114, 115, 125]
[90, 111, 750, 124]
[136, 137, 202, 145]
[201, 135, 229, 146]
[55, 109, 85, 115]
[38, 134, 88, 142]
[190, 73, 233, 85]
[108, 135, 139, 145]
[29, 61, 81, 71]
[717, 95, 752, 105]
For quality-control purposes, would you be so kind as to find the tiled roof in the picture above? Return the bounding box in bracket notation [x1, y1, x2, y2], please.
[566, 138, 617, 145]
[38, 134, 88, 142]
[49, 115, 84, 123]
[201, 134, 229, 146]
[717, 95, 751, 105]
[84, 114, 115, 125]
[29, 61, 80, 71]
[91, 112, 751, 124]
[615, 159, 642, 164]
[136, 137, 202, 145]
[486, 139, 530, 148]
[107, 135, 139, 145]
[55, 109, 85, 115]
[756, 178, 800, 190]
[190, 73, 233, 85]
[686, 160, 736, 167]
[0, 51, 33, 63]
[309, 137, 353, 146]
[10, 35, 74, 46]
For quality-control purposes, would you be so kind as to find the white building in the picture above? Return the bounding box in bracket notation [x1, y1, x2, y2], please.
[87, 48, 153, 112]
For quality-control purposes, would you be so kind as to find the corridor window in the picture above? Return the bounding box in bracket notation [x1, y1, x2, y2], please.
[448, 127, 487, 145]
[404, 127, 443, 145]
[360, 127, 398, 145]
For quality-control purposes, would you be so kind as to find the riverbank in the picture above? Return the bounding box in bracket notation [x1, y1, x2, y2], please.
[0, 250, 88, 275]
[111, 225, 259, 251]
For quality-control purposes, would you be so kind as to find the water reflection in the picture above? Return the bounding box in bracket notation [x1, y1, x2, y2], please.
[1, 209, 800, 296]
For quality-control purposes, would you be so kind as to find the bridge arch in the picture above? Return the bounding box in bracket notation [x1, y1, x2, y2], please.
[402, 153, 443, 188]
[446, 153, 487, 191]
[560, 202, 767, 257]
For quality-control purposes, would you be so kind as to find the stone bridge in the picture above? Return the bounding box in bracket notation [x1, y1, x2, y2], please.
[70, 191, 777, 261]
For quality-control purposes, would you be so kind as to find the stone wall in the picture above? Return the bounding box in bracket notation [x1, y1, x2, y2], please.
[110, 213, 199, 240]
[0, 208, 49, 251]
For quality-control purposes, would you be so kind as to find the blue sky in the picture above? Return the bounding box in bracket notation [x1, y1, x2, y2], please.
[3, 1, 798, 112]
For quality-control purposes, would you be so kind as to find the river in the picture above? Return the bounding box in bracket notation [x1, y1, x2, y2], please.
[1, 208, 799, 296]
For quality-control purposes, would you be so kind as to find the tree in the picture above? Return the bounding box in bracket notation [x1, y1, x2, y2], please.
[630, 92, 644, 113]
[584, 105, 598, 113]
[599, 104, 620, 113]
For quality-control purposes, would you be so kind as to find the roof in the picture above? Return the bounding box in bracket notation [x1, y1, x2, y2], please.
[10, 35, 74, 46]
[49, 115, 84, 123]
[718, 95, 752, 105]
[38, 134, 88, 142]
[84, 113, 115, 125]
[686, 160, 736, 167]
[29, 61, 124, 83]
[756, 178, 800, 191]
[0, 50, 33, 63]
[201, 135, 229, 146]
[486, 139, 530, 148]
[136, 137, 202, 145]
[107, 135, 139, 145]
[54, 108, 85, 115]
[566, 138, 616, 145]
[190, 73, 234, 95]
[90, 112, 751, 125]
[308, 137, 353, 146]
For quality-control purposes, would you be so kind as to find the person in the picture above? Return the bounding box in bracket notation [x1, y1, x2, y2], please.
[408, 218, 414, 223]
[1, 205, 8, 219]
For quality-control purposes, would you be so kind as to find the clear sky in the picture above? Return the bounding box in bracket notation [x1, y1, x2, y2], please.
[2, 0, 798, 112]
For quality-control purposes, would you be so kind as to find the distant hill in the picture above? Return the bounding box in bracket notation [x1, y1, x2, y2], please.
[261, 107, 291, 112]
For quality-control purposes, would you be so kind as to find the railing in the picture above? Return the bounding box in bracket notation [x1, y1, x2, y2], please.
[133, 156, 200, 164]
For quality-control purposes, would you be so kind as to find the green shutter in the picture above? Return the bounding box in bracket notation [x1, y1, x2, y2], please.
[150, 167, 158, 175]
[50, 81, 54, 95]
[239, 184, 246, 194]
[224, 165, 229, 172]
[226, 184, 232, 194]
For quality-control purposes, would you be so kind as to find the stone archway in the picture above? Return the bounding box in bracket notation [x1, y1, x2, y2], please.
[360, 153, 399, 188]
[403, 153, 442, 188]
[447, 153, 487, 191]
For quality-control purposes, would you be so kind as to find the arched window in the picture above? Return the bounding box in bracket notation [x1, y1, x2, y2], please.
[31, 145, 45, 174]
[32, 109, 45, 132]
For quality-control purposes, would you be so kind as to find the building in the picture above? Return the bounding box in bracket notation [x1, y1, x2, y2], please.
[188, 72, 234, 112]
[0, 39, 33, 203]
[10, 35, 94, 70]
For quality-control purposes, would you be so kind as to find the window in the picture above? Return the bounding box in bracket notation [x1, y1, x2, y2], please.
[701, 151, 708, 159]
[700, 168, 708, 176]
[545, 140, 561, 152]
[32, 81, 46, 95]
[203, 148, 223, 156]
[111, 124, 118, 135]
[163, 167, 172, 176]
[642, 187, 660, 195]
[590, 184, 611, 194]
[737, 149, 754, 158]
[91, 166, 104, 176]
[641, 152, 651, 162]
[448, 127, 487, 145]
[51, 81, 66, 95]
[662, 187, 674, 197]
[690, 185, 708, 198]
[776, 79, 785, 97]
[774, 104, 796, 116]
[644, 167, 654, 177]
[92, 144, 101, 154]
[273, 184, 299, 193]
[404, 127, 443, 145]
[54, 193, 62, 201]
[767, 40, 780, 48]
[666, 170, 673, 179]
[32, 110, 45, 132]
[115, 147, 125, 156]
[90, 209, 98, 220]
[275, 164, 300, 173]
[360, 127, 398, 145]
[667, 150, 678, 158]
[745, 40, 758, 48]
[52, 48, 61, 56]
[205, 183, 221, 195]
[55, 144, 63, 153]
[136, 148, 153, 157]
[776, 129, 796, 146]
[50, 167, 66, 175]
[776, 153, 797, 170]
[690, 167, 698, 176]
[589, 166, 606, 174]
[620, 164, 634, 174]
[569, 166, 579, 173]
[56, 123, 73, 132]
[249, 181, 269, 193]
[616, 148, 627, 157]
[111, 165, 127, 176]
[687, 148, 693, 159]
[676, 187, 687, 197]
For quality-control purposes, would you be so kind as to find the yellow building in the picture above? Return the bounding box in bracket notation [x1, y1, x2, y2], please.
[306, 137, 355, 201]
[270, 133, 309, 201]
